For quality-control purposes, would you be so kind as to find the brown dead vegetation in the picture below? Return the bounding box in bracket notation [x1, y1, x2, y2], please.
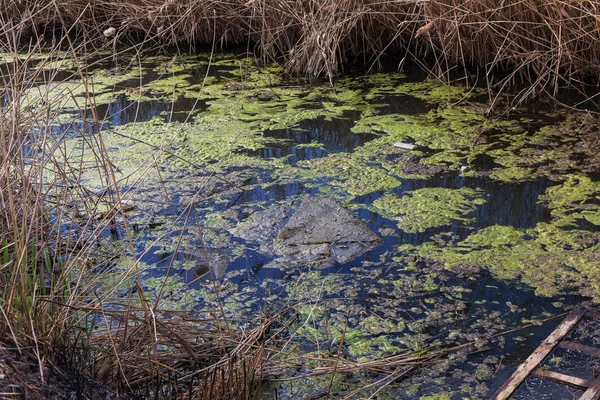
[5, 0, 600, 101]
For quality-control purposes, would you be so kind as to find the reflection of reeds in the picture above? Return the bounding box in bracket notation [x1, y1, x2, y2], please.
[7, 0, 600, 101]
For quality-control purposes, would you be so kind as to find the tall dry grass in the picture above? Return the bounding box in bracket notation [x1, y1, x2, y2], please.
[5, 0, 600, 103]
[0, 9, 272, 398]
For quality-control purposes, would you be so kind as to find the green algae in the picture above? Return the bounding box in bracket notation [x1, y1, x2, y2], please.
[345, 86, 599, 185]
[394, 80, 484, 103]
[542, 174, 600, 227]
[24, 48, 593, 193]
[478, 111, 600, 182]
[301, 153, 401, 196]
[103, 117, 275, 174]
[290, 98, 497, 195]
[66, 107, 292, 189]
[349, 102, 525, 177]
[420, 393, 454, 400]
[46, 49, 535, 202]
[58, 57, 427, 197]
[285, 270, 408, 362]
[263, 256, 539, 399]
[142, 73, 194, 95]
[399, 175, 600, 298]
[372, 188, 486, 233]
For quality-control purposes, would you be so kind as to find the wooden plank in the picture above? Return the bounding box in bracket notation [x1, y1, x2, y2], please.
[491, 309, 585, 400]
[560, 341, 600, 358]
[580, 378, 600, 400]
[531, 368, 591, 389]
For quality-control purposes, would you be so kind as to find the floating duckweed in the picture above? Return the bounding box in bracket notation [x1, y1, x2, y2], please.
[395, 80, 483, 102]
[542, 174, 600, 227]
[143, 73, 193, 94]
[420, 393, 454, 400]
[396, 171, 600, 298]
[373, 188, 486, 233]
[303, 153, 401, 196]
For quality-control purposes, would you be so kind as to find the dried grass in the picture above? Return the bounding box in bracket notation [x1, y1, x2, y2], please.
[6, 0, 600, 102]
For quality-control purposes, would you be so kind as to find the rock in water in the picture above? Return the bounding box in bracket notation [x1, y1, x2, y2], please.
[230, 196, 381, 268]
[277, 197, 380, 245]
[231, 203, 295, 243]
[273, 197, 381, 266]
[185, 248, 232, 281]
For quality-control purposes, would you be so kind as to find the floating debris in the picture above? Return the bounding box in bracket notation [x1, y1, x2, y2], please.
[393, 142, 416, 150]
[493, 309, 600, 400]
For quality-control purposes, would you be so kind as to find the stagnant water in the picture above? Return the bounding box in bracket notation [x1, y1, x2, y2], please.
[19, 50, 600, 398]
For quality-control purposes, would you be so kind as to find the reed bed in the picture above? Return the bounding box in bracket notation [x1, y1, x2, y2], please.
[5, 0, 600, 101]
[0, 28, 269, 394]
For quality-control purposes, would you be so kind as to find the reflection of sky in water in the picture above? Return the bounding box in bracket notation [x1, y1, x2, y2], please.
[95, 94, 207, 125]
[30, 95, 206, 140]
[244, 115, 375, 164]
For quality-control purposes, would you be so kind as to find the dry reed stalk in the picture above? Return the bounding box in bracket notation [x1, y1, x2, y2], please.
[62, 304, 279, 398]
[0, 9, 277, 397]
[4, 0, 597, 103]
[0, 7, 149, 396]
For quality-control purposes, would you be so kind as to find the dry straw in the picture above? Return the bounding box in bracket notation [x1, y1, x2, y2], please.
[5, 0, 600, 101]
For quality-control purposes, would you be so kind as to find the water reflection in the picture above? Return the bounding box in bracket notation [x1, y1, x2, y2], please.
[245, 114, 375, 164]
[374, 93, 431, 115]
[95, 94, 207, 125]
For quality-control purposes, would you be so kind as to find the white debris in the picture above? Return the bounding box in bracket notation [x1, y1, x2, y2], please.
[393, 142, 416, 150]
[103, 27, 116, 37]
